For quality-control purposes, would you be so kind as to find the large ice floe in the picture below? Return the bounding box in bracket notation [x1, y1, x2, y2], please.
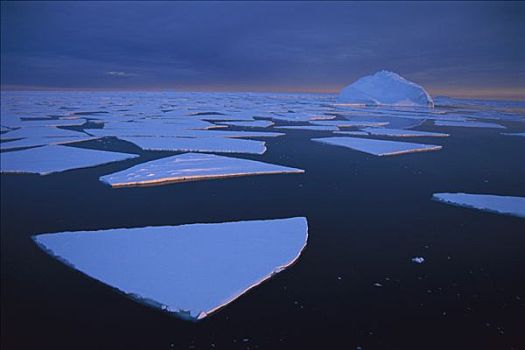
[33, 217, 309, 320]
[312, 137, 442, 156]
[432, 193, 525, 218]
[337, 70, 434, 107]
[0, 145, 138, 175]
[100, 153, 304, 187]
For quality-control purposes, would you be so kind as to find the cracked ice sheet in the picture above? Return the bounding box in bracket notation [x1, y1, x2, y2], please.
[433, 193, 525, 218]
[275, 125, 338, 131]
[118, 136, 267, 155]
[434, 120, 505, 129]
[100, 152, 304, 187]
[218, 120, 274, 128]
[33, 217, 309, 321]
[0, 145, 138, 175]
[309, 120, 389, 127]
[360, 127, 449, 137]
[312, 137, 442, 156]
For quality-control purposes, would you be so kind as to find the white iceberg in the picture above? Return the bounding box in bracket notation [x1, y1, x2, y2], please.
[100, 152, 304, 187]
[33, 217, 309, 320]
[337, 70, 434, 107]
[118, 136, 267, 155]
[1, 145, 138, 175]
[432, 193, 525, 218]
[312, 137, 442, 156]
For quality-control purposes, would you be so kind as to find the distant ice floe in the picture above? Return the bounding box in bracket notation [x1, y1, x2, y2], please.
[1, 118, 87, 129]
[434, 120, 505, 129]
[0, 145, 138, 175]
[33, 217, 309, 320]
[275, 125, 338, 131]
[310, 120, 389, 128]
[218, 120, 274, 128]
[100, 152, 304, 187]
[501, 132, 525, 138]
[118, 136, 267, 155]
[312, 137, 442, 156]
[432, 193, 525, 218]
[0, 136, 97, 151]
[337, 70, 434, 107]
[359, 127, 449, 138]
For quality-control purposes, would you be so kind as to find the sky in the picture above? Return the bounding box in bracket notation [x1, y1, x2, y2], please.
[1, 1, 524, 99]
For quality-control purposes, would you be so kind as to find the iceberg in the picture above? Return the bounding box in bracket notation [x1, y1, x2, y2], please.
[0, 145, 138, 175]
[312, 137, 442, 156]
[432, 193, 525, 218]
[33, 217, 309, 320]
[100, 152, 304, 187]
[337, 70, 434, 107]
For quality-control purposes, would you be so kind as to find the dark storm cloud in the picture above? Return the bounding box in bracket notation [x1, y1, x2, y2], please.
[1, 1, 524, 96]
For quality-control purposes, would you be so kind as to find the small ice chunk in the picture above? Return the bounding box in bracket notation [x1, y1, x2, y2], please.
[219, 120, 274, 128]
[33, 217, 309, 320]
[411, 257, 425, 264]
[361, 127, 449, 138]
[432, 193, 525, 218]
[118, 136, 267, 155]
[1, 145, 138, 175]
[100, 152, 304, 187]
[434, 120, 505, 129]
[312, 137, 442, 156]
[275, 125, 338, 131]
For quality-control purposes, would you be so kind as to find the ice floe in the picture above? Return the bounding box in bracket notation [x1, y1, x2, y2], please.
[432, 193, 525, 218]
[100, 152, 304, 187]
[218, 120, 274, 128]
[337, 70, 434, 107]
[312, 137, 442, 156]
[118, 136, 267, 154]
[434, 120, 505, 129]
[411, 257, 425, 264]
[275, 125, 338, 131]
[501, 132, 525, 138]
[0, 135, 97, 151]
[33, 217, 309, 320]
[360, 127, 449, 138]
[309, 120, 388, 128]
[0, 145, 138, 175]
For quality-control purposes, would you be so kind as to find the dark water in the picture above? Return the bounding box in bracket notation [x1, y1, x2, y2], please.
[1, 123, 525, 350]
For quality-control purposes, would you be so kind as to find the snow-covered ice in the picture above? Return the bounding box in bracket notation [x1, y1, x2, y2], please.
[33, 217, 309, 320]
[312, 137, 442, 156]
[432, 193, 525, 218]
[411, 257, 425, 264]
[434, 120, 505, 129]
[0, 135, 97, 151]
[100, 152, 304, 187]
[501, 132, 525, 138]
[118, 136, 267, 154]
[337, 70, 434, 107]
[1, 145, 138, 175]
